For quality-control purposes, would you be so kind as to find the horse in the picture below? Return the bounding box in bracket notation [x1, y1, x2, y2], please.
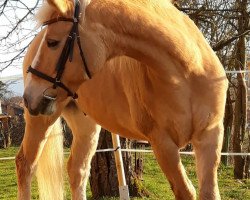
[16, 0, 228, 199]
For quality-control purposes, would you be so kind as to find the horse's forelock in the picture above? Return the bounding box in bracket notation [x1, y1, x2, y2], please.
[35, 0, 92, 28]
[35, 2, 56, 28]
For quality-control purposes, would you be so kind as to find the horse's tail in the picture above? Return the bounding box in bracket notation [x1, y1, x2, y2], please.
[36, 118, 64, 200]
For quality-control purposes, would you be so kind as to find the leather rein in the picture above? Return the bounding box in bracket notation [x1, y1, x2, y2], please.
[27, 0, 91, 100]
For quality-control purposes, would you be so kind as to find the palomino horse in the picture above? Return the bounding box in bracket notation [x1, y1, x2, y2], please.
[16, 0, 228, 199]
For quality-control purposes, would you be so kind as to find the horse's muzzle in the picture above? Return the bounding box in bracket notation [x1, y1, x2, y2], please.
[23, 93, 55, 116]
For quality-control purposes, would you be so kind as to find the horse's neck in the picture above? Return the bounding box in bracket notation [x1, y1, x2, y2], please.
[84, 0, 208, 76]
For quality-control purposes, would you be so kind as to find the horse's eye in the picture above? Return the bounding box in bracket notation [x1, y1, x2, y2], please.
[47, 39, 60, 48]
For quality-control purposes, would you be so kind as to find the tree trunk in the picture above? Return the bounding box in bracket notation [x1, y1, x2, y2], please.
[245, 137, 250, 178]
[0, 121, 5, 148]
[3, 129, 11, 148]
[90, 129, 148, 199]
[232, 0, 248, 179]
[9, 115, 25, 146]
[233, 76, 246, 178]
[4, 117, 11, 148]
[222, 89, 233, 165]
[90, 129, 119, 198]
[245, 105, 250, 178]
[0, 117, 11, 148]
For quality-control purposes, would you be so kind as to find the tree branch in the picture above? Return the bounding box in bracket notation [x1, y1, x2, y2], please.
[213, 28, 250, 51]
[0, 0, 39, 42]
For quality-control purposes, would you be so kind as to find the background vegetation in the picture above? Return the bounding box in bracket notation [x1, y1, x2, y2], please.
[0, 147, 249, 200]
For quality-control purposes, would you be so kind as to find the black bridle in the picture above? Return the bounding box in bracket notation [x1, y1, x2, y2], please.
[27, 0, 91, 100]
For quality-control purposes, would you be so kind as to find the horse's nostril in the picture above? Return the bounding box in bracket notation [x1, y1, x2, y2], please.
[23, 95, 29, 109]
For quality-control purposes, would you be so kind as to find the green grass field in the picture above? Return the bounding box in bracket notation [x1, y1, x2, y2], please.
[0, 147, 249, 200]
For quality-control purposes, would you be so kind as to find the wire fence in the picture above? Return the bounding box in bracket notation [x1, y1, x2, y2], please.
[1, 148, 248, 200]
[0, 149, 249, 161]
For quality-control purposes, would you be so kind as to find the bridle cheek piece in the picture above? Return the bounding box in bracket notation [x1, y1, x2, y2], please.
[27, 0, 91, 100]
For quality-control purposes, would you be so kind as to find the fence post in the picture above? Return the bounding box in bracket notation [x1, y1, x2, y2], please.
[111, 133, 130, 200]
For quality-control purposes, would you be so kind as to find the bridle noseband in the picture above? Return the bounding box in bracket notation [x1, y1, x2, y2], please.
[27, 0, 91, 100]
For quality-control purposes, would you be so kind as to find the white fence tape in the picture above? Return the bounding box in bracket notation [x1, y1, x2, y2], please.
[225, 70, 250, 74]
[0, 156, 15, 161]
[1, 149, 249, 161]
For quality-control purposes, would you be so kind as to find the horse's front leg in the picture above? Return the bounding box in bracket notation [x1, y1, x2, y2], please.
[15, 110, 61, 200]
[192, 123, 223, 200]
[150, 131, 196, 200]
[62, 102, 101, 200]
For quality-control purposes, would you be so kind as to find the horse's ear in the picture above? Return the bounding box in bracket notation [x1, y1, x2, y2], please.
[47, 0, 74, 16]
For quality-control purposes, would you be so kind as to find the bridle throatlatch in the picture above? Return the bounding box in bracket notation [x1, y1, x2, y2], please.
[27, 0, 91, 100]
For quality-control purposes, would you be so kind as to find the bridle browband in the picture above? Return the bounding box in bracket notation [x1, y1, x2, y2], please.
[27, 0, 91, 100]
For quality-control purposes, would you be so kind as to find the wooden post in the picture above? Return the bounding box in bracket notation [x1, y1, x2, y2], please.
[111, 133, 130, 200]
[0, 100, 2, 114]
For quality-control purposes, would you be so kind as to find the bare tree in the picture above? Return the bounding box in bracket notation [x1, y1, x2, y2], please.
[232, 0, 249, 179]
[0, 0, 40, 74]
[0, 80, 10, 98]
[178, 0, 250, 178]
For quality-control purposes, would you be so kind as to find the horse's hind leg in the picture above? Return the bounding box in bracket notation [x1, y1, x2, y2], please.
[15, 111, 60, 200]
[192, 123, 223, 200]
[62, 102, 101, 200]
[150, 133, 196, 200]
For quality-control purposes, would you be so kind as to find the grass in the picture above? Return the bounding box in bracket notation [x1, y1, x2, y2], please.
[0, 147, 249, 199]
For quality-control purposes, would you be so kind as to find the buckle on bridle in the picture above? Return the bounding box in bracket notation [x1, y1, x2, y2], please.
[56, 78, 61, 83]
[53, 78, 61, 88]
